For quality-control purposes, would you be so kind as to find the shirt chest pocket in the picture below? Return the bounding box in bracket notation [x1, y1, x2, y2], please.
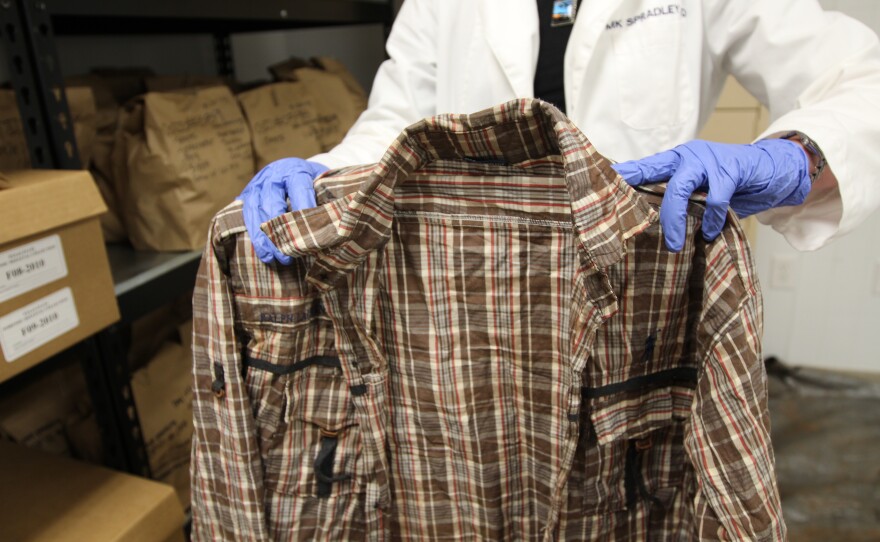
[250, 361, 363, 499]
[236, 291, 362, 499]
[610, 14, 694, 131]
[570, 369, 698, 515]
[573, 415, 691, 516]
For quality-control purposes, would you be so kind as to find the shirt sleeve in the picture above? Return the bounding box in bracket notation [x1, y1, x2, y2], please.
[190, 222, 269, 541]
[684, 300, 786, 541]
[705, 0, 880, 250]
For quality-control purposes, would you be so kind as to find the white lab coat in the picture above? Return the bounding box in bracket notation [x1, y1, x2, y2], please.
[311, 0, 880, 251]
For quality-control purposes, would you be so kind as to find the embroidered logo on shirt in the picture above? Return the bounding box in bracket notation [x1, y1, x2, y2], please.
[259, 299, 324, 324]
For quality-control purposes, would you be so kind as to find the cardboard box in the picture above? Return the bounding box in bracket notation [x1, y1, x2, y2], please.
[0, 440, 185, 542]
[0, 169, 119, 382]
[700, 76, 772, 144]
[714, 76, 760, 109]
[698, 109, 762, 145]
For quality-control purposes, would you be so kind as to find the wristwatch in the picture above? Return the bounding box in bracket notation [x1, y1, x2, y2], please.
[780, 130, 827, 184]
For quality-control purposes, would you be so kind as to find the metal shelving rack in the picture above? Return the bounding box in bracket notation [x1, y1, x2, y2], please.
[0, 0, 393, 476]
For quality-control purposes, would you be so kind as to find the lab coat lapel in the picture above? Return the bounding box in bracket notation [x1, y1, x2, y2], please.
[480, 0, 627, 101]
[566, 0, 627, 89]
[480, 0, 540, 98]
[572, 0, 628, 44]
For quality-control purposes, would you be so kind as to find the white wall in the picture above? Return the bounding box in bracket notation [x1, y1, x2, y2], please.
[755, 0, 880, 372]
[818, 0, 880, 29]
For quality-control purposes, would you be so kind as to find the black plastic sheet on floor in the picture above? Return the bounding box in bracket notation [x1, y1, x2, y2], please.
[767, 358, 880, 541]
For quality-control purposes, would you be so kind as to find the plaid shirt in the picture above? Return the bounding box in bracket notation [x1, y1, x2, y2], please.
[191, 100, 784, 541]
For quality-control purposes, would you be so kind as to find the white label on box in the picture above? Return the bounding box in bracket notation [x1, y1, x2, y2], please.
[0, 234, 68, 303]
[0, 287, 79, 362]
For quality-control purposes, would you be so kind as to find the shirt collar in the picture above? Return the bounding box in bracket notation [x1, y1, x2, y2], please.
[263, 99, 657, 302]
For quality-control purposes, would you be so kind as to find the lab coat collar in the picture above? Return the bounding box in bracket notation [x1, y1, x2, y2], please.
[479, 0, 539, 98]
[480, 0, 626, 100]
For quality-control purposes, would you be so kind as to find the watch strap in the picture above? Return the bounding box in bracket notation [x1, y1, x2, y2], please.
[780, 130, 826, 184]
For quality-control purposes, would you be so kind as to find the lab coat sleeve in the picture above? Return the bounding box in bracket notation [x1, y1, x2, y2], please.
[309, 0, 438, 170]
[705, 0, 880, 250]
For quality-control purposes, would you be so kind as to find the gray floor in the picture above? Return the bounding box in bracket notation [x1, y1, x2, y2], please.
[767, 360, 880, 541]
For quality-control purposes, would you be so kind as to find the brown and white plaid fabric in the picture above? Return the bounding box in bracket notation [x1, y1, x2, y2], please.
[191, 99, 784, 541]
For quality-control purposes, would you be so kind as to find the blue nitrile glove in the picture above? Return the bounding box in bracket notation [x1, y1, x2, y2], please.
[612, 139, 811, 252]
[239, 158, 329, 265]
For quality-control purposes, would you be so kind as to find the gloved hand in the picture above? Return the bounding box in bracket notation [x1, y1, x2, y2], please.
[239, 158, 329, 264]
[612, 139, 811, 252]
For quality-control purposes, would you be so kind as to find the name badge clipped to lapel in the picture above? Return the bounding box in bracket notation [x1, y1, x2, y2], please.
[551, 0, 578, 27]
